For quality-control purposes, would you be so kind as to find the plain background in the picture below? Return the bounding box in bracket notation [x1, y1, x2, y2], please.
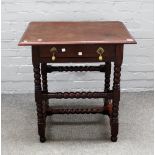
[2, 0, 154, 93]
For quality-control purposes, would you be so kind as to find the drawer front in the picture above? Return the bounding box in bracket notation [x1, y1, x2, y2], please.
[39, 44, 115, 62]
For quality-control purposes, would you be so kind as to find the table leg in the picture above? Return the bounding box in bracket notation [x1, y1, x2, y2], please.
[104, 62, 111, 106]
[110, 63, 121, 142]
[41, 63, 49, 110]
[33, 63, 46, 142]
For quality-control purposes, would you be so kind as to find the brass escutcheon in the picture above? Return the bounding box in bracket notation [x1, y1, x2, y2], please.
[96, 47, 104, 61]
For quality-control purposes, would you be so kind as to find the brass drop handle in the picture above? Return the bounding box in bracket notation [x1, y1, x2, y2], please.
[50, 47, 57, 61]
[96, 47, 104, 61]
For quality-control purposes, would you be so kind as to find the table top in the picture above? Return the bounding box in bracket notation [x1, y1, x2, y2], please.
[18, 21, 136, 46]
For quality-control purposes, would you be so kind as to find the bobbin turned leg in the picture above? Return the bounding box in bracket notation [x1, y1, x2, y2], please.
[110, 45, 123, 142]
[104, 62, 111, 106]
[41, 63, 49, 111]
[33, 64, 46, 142]
[32, 46, 46, 142]
[111, 64, 121, 142]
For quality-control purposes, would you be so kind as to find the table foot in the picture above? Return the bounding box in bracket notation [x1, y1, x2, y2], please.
[40, 137, 46, 143]
[111, 136, 117, 142]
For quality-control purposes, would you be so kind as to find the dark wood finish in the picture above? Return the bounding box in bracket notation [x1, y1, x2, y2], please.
[110, 45, 123, 142]
[18, 21, 136, 142]
[18, 21, 136, 45]
[46, 104, 112, 115]
[39, 44, 115, 63]
[40, 57, 114, 63]
[46, 65, 105, 72]
[41, 63, 49, 109]
[42, 91, 113, 99]
[104, 62, 111, 106]
[39, 44, 115, 57]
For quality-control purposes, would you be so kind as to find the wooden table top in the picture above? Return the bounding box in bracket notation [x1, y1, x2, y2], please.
[18, 21, 136, 46]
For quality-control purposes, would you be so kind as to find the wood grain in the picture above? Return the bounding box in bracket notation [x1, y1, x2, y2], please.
[18, 21, 136, 46]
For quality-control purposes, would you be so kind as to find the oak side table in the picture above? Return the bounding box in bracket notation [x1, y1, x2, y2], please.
[18, 21, 136, 142]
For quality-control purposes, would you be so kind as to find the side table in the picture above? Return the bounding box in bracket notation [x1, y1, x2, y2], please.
[18, 21, 136, 142]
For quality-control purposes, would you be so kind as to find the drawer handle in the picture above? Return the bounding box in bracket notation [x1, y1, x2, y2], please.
[50, 47, 57, 61]
[96, 47, 104, 61]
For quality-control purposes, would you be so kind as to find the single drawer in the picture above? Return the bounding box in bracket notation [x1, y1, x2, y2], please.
[39, 44, 116, 62]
